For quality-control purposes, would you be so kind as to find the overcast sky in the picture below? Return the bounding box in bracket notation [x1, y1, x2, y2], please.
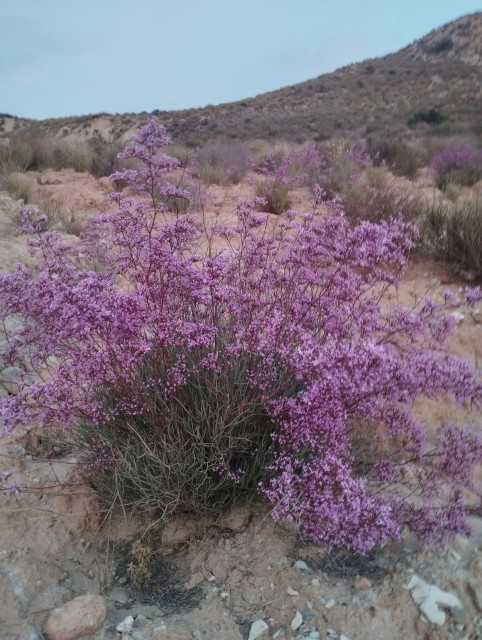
[1, 0, 480, 120]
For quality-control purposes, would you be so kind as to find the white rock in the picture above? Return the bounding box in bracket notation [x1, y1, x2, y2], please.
[407, 574, 461, 626]
[287, 586, 299, 596]
[116, 615, 135, 634]
[247, 618, 269, 640]
[290, 611, 303, 631]
[293, 560, 310, 572]
[451, 311, 465, 323]
[340, 635, 352, 640]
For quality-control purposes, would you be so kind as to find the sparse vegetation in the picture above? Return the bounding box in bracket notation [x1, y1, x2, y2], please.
[194, 140, 250, 185]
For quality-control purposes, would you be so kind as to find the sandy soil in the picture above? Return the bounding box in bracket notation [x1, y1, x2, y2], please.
[0, 170, 481, 640]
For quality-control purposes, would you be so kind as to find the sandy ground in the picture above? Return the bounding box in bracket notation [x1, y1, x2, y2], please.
[0, 170, 482, 640]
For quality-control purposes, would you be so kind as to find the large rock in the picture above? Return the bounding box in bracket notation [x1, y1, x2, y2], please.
[407, 575, 461, 626]
[44, 594, 106, 640]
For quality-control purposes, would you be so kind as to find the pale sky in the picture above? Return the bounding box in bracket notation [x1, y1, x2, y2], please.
[1, 0, 480, 120]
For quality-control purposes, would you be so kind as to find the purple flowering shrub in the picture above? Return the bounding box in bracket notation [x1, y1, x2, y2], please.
[432, 143, 482, 190]
[1, 118, 482, 552]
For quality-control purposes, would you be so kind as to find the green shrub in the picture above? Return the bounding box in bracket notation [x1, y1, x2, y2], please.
[423, 198, 482, 281]
[407, 108, 446, 128]
[77, 345, 278, 517]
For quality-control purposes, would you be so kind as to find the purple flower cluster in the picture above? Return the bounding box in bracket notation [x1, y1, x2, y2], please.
[1, 118, 481, 551]
[432, 143, 482, 173]
[346, 147, 373, 168]
[432, 143, 482, 187]
[256, 144, 326, 188]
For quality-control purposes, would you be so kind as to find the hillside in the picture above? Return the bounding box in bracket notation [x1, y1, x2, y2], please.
[1, 12, 481, 146]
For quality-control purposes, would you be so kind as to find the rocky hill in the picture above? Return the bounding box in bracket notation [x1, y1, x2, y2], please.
[1, 12, 481, 146]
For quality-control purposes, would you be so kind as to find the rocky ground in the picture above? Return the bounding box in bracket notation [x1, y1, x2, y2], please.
[1, 169, 482, 640]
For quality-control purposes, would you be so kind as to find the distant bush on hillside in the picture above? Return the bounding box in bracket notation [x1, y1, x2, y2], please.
[423, 37, 453, 54]
[408, 107, 446, 128]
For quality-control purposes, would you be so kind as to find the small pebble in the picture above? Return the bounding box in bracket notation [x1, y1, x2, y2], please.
[247, 618, 269, 640]
[116, 615, 134, 634]
[290, 611, 303, 631]
[354, 576, 372, 591]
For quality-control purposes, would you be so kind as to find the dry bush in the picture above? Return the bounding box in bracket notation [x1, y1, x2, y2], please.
[367, 136, 422, 179]
[165, 143, 191, 168]
[0, 134, 53, 174]
[343, 168, 425, 226]
[316, 140, 367, 198]
[194, 140, 250, 185]
[51, 141, 93, 173]
[88, 135, 124, 178]
[2, 173, 33, 203]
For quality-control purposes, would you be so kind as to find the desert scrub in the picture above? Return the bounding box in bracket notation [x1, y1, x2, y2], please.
[1, 118, 482, 553]
[367, 136, 422, 179]
[423, 198, 482, 281]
